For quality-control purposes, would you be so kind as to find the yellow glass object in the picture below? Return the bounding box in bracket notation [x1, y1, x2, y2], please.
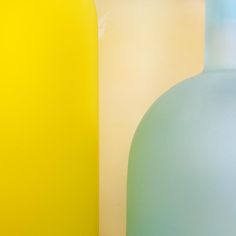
[0, 1, 98, 235]
[96, 0, 203, 235]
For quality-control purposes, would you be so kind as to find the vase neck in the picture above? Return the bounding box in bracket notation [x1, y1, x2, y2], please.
[205, 0, 236, 71]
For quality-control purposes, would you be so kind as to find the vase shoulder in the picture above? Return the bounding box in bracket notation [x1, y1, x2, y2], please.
[127, 70, 236, 236]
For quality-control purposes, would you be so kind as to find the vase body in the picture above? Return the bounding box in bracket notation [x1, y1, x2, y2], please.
[127, 0, 236, 235]
[0, 1, 98, 235]
[128, 70, 236, 236]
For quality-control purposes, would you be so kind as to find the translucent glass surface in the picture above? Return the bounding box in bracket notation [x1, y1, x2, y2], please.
[127, 1, 236, 235]
[127, 70, 236, 235]
[205, 0, 236, 69]
[0, 1, 98, 235]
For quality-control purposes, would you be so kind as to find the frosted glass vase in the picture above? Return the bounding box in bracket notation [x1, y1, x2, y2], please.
[0, 1, 98, 235]
[127, 0, 236, 235]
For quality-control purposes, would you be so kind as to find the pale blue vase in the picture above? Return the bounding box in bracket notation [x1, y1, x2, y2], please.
[127, 1, 236, 235]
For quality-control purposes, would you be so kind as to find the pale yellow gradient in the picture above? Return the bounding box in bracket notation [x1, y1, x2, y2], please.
[96, 1, 204, 236]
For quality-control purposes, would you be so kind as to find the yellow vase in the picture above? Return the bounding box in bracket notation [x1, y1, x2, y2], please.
[0, 1, 98, 235]
[96, 0, 203, 235]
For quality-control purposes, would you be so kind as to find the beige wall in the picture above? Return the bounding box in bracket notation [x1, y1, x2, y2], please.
[96, 1, 204, 235]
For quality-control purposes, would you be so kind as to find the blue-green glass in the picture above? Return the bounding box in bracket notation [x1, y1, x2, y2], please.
[127, 1, 236, 235]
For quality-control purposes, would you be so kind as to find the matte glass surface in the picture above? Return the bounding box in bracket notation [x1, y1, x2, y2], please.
[127, 0, 236, 235]
[206, 0, 236, 69]
[0, 1, 98, 235]
[96, 1, 203, 235]
[127, 70, 236, 235]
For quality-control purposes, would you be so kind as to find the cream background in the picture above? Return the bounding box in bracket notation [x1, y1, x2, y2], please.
[96, 1, 204, 235]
